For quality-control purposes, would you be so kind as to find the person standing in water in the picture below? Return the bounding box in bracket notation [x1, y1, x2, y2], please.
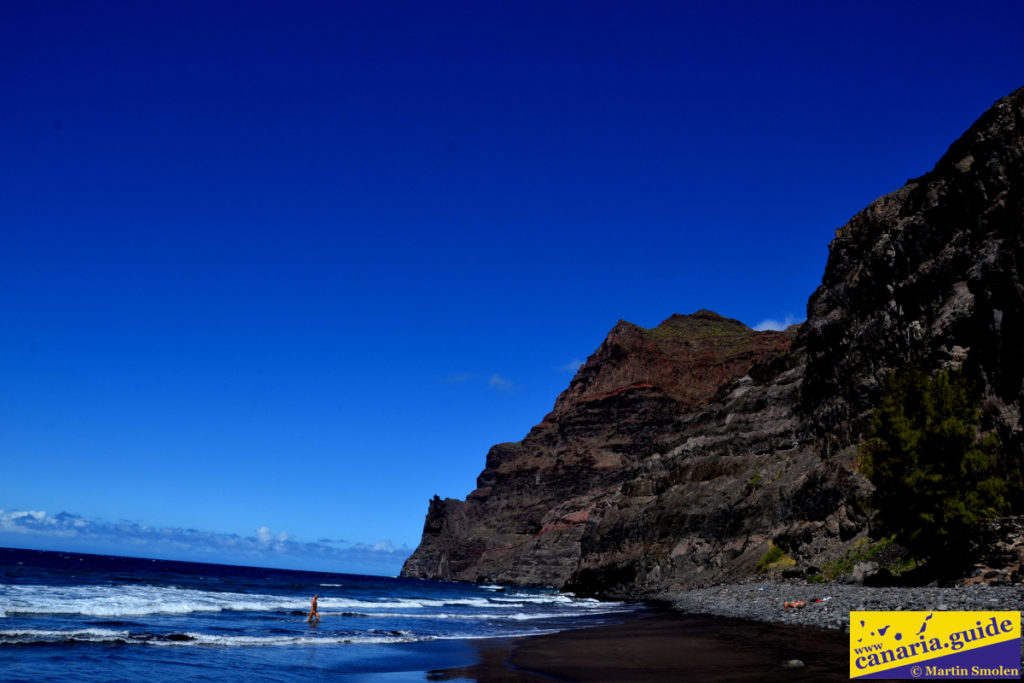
[307, 594, 320, 623]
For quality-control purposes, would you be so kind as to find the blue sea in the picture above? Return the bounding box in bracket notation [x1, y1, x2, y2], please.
[0, 547, 636, 681]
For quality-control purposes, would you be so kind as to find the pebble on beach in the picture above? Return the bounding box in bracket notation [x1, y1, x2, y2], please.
[668, 580, 1023, 632]
[668, 580, 1024, 663]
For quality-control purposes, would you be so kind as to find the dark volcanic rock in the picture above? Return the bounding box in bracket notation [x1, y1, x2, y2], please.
[801, 86, 1024, 473]
[402, 86, 1024, 595]
[554, 311, 795, 412]
[401, 312, 855, 590]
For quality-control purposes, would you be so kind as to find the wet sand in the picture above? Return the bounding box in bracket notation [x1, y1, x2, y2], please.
[431, 610, 851, 682]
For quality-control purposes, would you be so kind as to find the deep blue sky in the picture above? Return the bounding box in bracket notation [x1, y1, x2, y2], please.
[2, 1, 1023, 574]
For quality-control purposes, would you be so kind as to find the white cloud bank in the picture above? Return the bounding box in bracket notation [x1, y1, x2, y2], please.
[753, 314, 802, 331]
[0, 508, 410, 575]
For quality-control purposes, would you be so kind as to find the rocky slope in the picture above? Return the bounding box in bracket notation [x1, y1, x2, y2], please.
[401, 311, 801, 588]
[802, 86, 1024, 477]
[402, 86, 1024, 595]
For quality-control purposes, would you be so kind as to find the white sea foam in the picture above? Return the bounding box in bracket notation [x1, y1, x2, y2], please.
[0, 584, 509, 617]
[0, 628, 426, 647]
[0, 628, 132, 643]
[0, 624, 588, 648]
[343, 611, 598, 621]
[490, 594, 607, 607]
[307, 596, 561, 610]
[0, 584, 311, 617]
[151, 632, 426, 647]
[0, 583, 625, 620]
[184, 629, 572, 647]
[336, 606, 626, 620]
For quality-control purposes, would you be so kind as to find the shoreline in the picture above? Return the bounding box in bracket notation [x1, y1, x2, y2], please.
[663, 579, 1024, 631]
[432, 581, 1024, 681]
[432, 609, 849, 682]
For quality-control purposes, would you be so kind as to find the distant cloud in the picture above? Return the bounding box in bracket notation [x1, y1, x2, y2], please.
[488, 373, 514, 391]
[559, 358, 584, 372]
[362, 540, 395, 552]
[0, 509, 410, 574]
[753, 314, 802, 331]
[255, 525, 290, 551]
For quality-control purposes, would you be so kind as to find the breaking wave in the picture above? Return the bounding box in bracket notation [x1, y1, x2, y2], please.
[0, 583, 624, 620]
[0, 627, 427, 647]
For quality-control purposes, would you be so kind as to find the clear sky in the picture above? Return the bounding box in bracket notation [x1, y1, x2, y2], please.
[2, 1, 1023, 575]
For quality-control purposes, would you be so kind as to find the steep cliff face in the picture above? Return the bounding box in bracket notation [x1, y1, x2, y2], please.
[402, 86, 1024, 594]
[801, 86, 1024, 469]
[400, 312, 850, 589]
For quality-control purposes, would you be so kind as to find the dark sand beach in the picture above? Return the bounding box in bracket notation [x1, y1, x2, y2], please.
[430, 581, 1023, 681]
[433, 610, 850, 682]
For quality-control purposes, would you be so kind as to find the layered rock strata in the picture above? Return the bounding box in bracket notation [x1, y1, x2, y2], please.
[402, 312, 868, 592]
[402, 86, 1024, 595]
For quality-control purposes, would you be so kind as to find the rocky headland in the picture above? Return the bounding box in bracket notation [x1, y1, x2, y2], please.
[402, 85, 1024, 598]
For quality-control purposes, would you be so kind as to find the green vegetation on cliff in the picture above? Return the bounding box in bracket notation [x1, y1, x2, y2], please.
[860, 367, 1008, 573]
[756, 542, 795, 573]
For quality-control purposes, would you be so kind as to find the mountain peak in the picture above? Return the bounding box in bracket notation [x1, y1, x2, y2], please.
[653, 310, 751, 335]
[556, 310, 791, 413]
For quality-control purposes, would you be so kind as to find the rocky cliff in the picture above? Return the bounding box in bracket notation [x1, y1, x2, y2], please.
[401, 86, 1024, 595]
[802, 86, 1024, 475]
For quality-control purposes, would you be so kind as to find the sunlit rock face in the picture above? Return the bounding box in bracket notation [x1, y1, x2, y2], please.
[402, 86, 1024, 596]
[401, 311, 834, 593]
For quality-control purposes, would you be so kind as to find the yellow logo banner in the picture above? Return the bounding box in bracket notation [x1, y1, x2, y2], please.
[850, 611, 1020, 679]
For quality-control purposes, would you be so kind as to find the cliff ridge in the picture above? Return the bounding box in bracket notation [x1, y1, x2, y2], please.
[401, 85, 1024, 595]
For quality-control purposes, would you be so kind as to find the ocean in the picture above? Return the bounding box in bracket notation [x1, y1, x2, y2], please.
[0, 547, 636, 681]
